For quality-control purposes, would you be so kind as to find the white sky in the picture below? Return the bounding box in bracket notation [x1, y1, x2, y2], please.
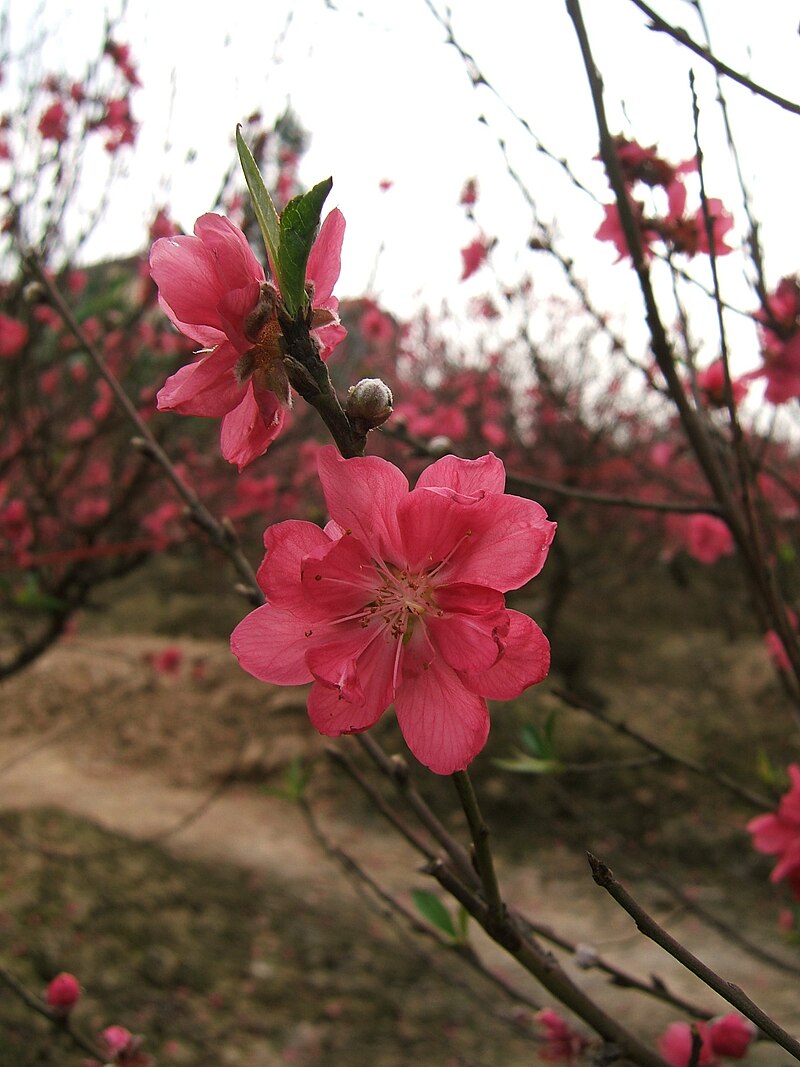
[4, 0, 799, 369]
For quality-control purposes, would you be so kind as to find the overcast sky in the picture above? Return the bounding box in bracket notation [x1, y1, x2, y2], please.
[5, 0, 798, 367]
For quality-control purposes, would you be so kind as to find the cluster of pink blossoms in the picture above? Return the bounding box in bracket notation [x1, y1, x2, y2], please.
[595, 135, 734, 262]
[150, 210, 346, 469]
[748, 763, 800, 898]
[232, 448, 555, 774]
[750, 276, 800, 404]
[658, 1014, 755, 1067]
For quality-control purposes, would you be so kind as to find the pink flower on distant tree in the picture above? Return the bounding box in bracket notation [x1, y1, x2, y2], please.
[38, 101, 68, 142]
[232, 448, 555, 774]
[0, 314, 28, 357]
[97, 1025, 152, 1066]
[764, 610, 798, 673]
[536, 1008, 589, 1064]
[595, 200, 659, 262]
[696, 360, 748, 408]
[661, 183, 734, 258]
[658, 1014, 754, 1067]
[150, 210, 346, 469]
[45, 972, 81, 1014]
[460, 236, 493, 281]
[659, 1022, 715, 1067]
[749, 764, 800, 899]
[686, 513, 734, 565]
[707, 1014, 755, 1059]
[750, 277, 800, 404]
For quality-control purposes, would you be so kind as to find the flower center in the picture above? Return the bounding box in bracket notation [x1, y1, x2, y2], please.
[370, 564, 439, 641]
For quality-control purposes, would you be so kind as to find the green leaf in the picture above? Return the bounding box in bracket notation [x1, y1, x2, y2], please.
[492, 753, 563, 775]
[277, 177, 333, 317]
[236, 126, 283, 286]
[756, 748, 778, 789]
[261, 756, 311, 801]
[778, 543, 796, 565]
[411, 890, 457, 939]
[13, 574, 66, 612]
[520, 713, 558, 761]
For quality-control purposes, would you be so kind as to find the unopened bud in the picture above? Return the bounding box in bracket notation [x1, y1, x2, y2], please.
[46, 972, 81, 1014]
[23, 281, 47, 305]
[573, 943, 598, 969]
[428, 436, 453, 456]
[346, 378, 393, 428]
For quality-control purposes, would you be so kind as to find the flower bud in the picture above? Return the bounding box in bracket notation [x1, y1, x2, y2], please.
[46, 972, 81, 1014]
[573, 943, 598, 969]
[428, 435, 454, 456]
[23, 281, 47, 305]
[346, 378, 393, 429]
[708, 1014, 756, 1059]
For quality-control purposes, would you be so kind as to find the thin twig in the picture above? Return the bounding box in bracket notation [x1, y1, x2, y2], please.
[429, 859, 670, 1067]
[628, 0, 800, 116]
[453, 769, 504, 926]
[0, 964, 107, 1061]
[355, 734, 478, 888]
[554, 685, 775, 811]
[588, 853, 800, 1060]
[384, 423, 722, 516]
[300, 795, 544, 1024]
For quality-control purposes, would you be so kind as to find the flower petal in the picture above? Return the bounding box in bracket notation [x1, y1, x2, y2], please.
[257, 520, 331, 607]
[300, 534, 381, 618]
[306, 208, 345, 303]
[193, 213, 265, 291]
[415, 453, 505, 496]
[150, 237, 229, 348]
[426, 584, 508, 673]
[397, 487, 555, 590]
[220, 384, 285, 470]
[317, 446, 408, 561]
[395, 655, 489, 775]
[461, 610, 550, 699]
[307, 680, 386, 736]
[156, 342, 243, 416]
[230, 603, 315, 685]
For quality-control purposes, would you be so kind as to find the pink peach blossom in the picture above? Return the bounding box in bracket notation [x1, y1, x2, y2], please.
[232, 448, 555, 774]
[150, 210, 346, 469]
[38, 101, 68, 142]
[0, 314, 28, 358]
[749, 764, 800, 899]
[659, 1022, 715, 1067]
[460, 236, 492, 281]
[45, 972, 81, 1013]
[708, 1014, 755, 1059]
[696, 361, 748, 408]
[536, 1008, 589, 1064]
[686, 513, 734, 565]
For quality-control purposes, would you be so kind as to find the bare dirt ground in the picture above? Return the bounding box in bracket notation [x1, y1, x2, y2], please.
[0, 617, 799, 1067]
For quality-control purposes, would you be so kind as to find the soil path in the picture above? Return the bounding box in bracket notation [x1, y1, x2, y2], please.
[0, 635, 798, 1053]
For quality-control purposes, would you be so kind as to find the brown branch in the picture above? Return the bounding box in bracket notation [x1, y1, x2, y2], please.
[628, 0, 800, 116]
[564, 0, 800, 699]
[429, 859, 670, 1067]
[588, 854, 800, 1060]
[355, 734, 478, 888]
[299, 795, 544, 1025]
[384, 424, 722, 516]
[0, 964, 107, 1061]
[554, 686, 775, 811]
